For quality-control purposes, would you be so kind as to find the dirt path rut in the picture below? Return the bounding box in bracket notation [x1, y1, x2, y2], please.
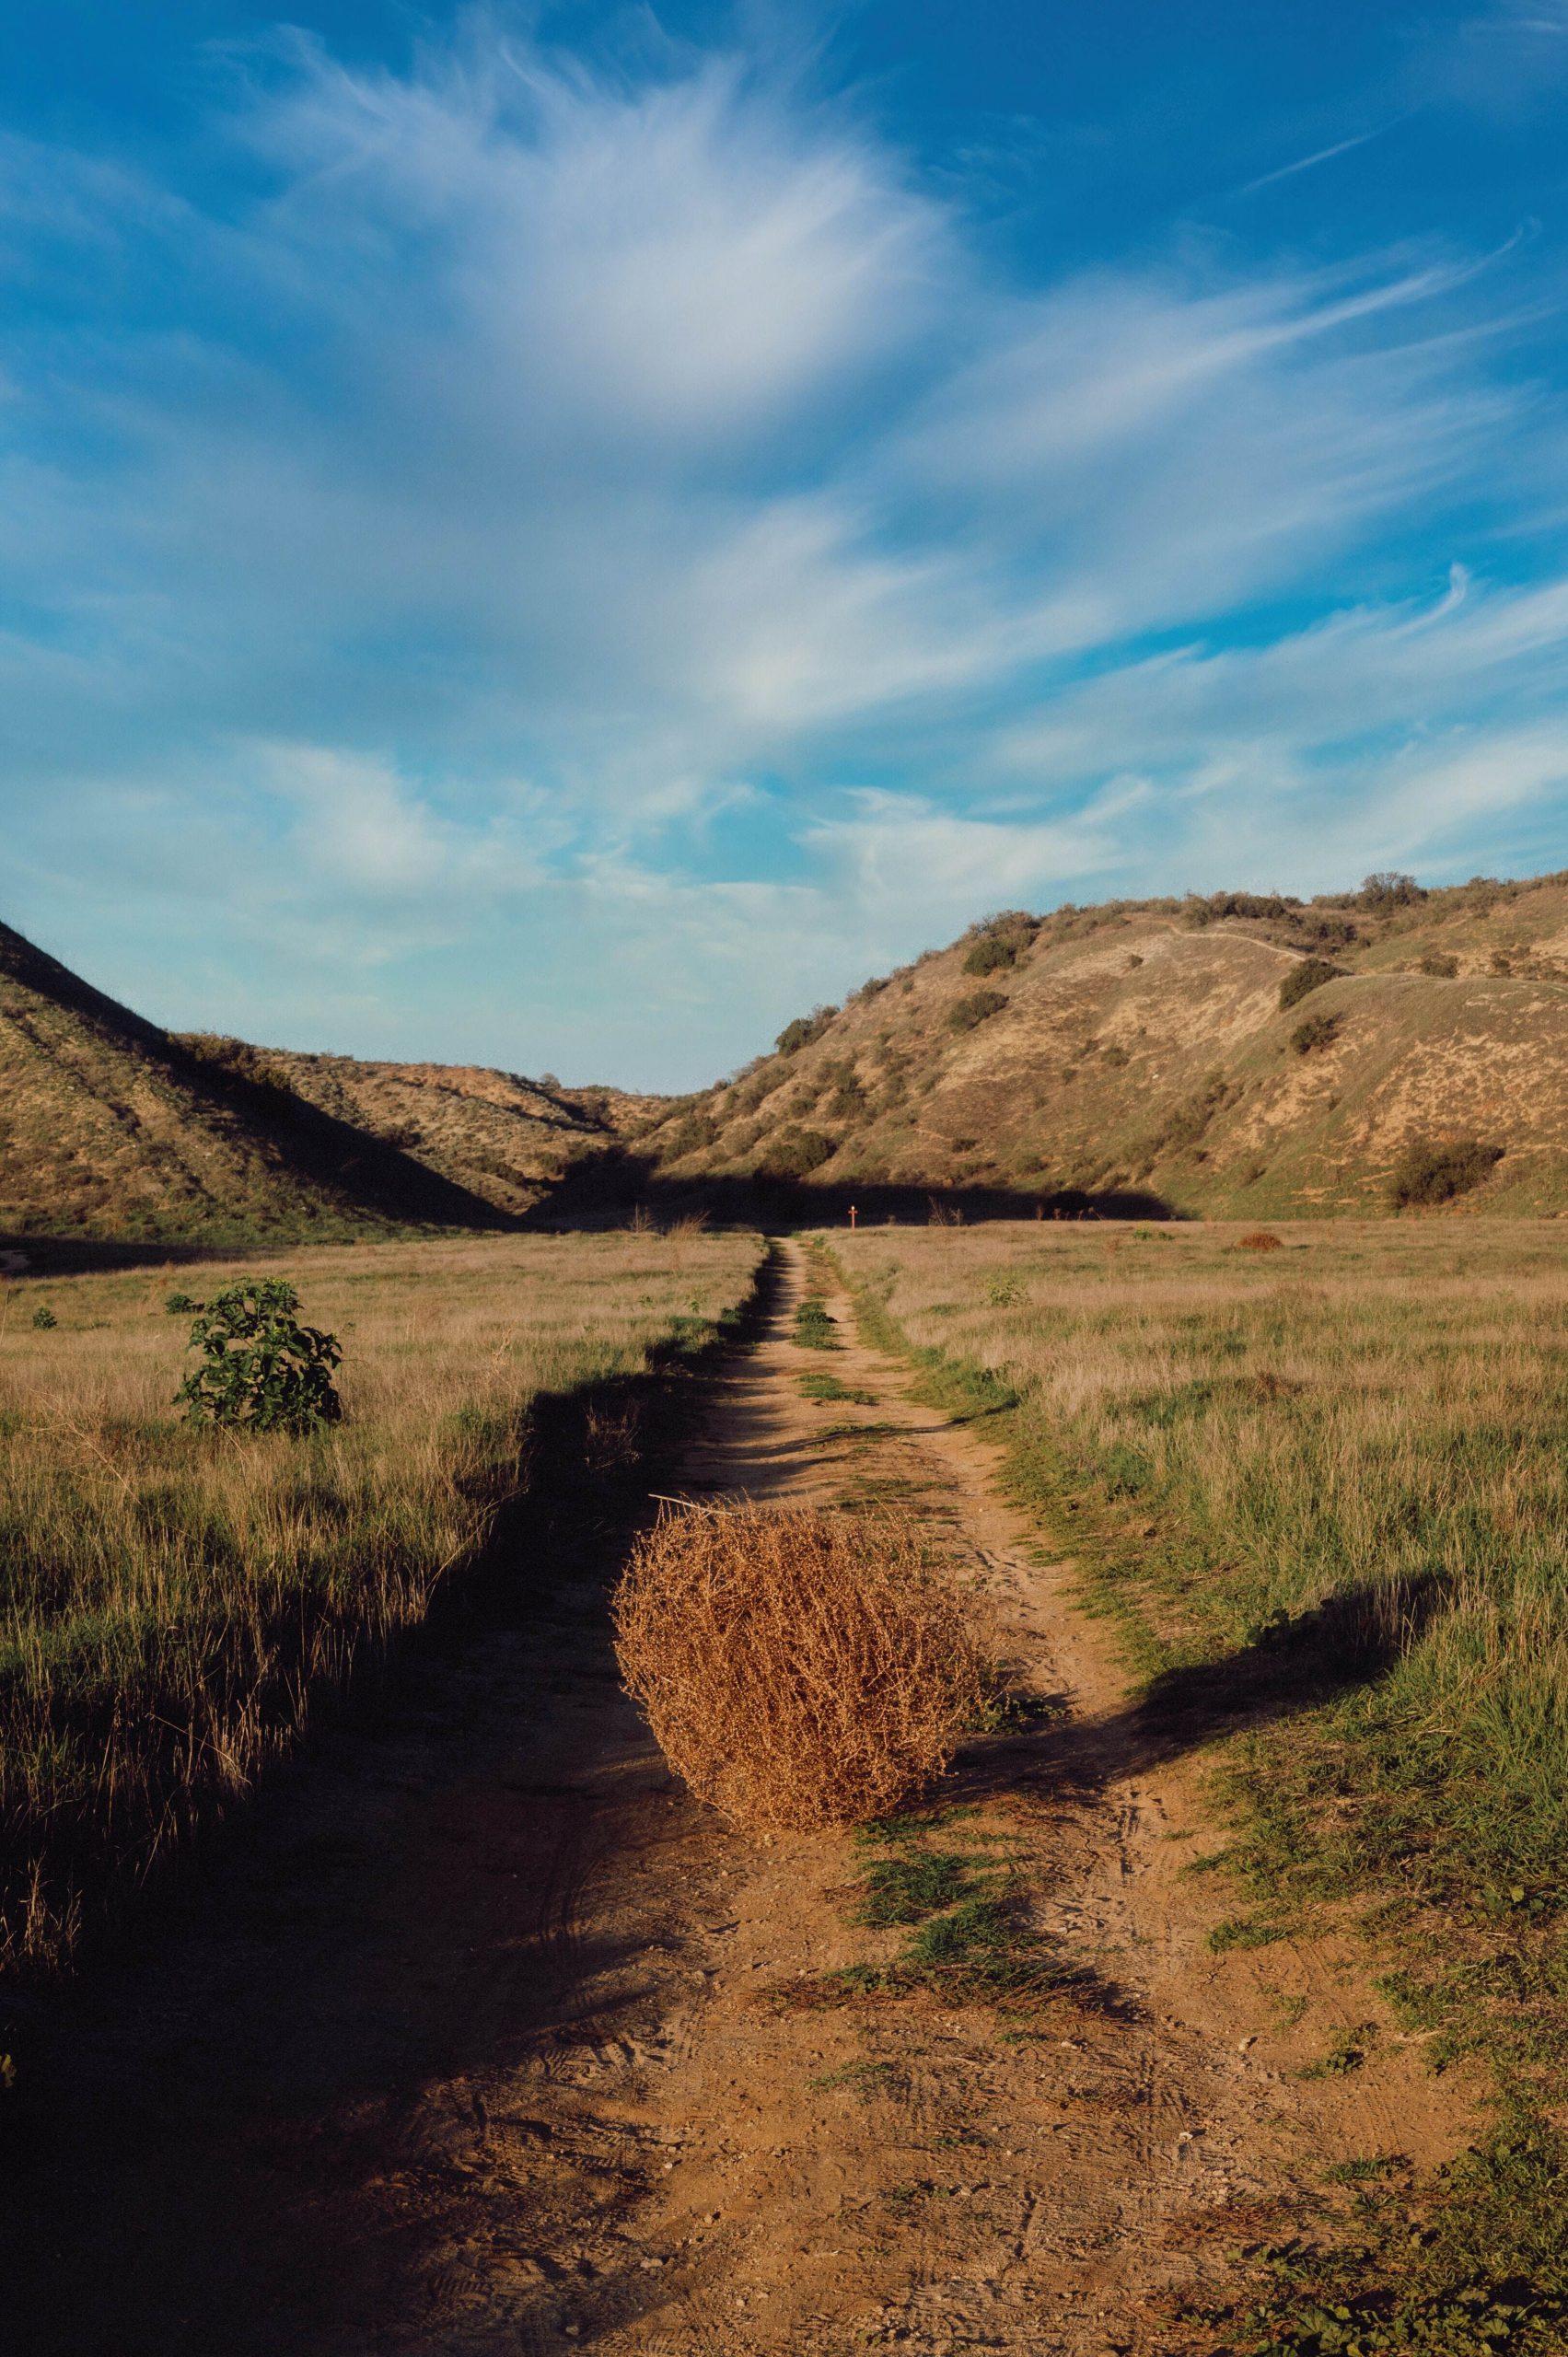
[6, 1237, 1474, 2356]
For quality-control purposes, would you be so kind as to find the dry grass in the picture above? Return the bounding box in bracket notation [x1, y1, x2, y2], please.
[612, 1504, 985, 1835]
[0, 1229, 761, 1972]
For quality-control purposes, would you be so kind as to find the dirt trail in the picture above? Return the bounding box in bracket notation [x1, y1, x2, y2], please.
[4, 1239, 1474, 2355]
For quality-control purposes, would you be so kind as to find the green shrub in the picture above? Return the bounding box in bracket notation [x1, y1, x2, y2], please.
[1389, 1136, 1504, 1209]
[948, 989, 1008, 1033]
[1278, 957, 1342, 1011]
[962, 911, 1036, 976]
[963, 935, 1015, 975]
[165, 1291, 198, 1316]
[760, 1126, 835, 1179]
[1420, 950, 1459, 978]
[660, 1111, 718, 1159]
[30, 1306, 56, 1331]
[1289, 1011, 1340, 1055]
[775, 1006, 838, 1056]
[1360, 869, 1425, 911]
[175, 1281, 343, 1434]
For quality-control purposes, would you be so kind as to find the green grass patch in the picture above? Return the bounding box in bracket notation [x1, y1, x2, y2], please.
[797, 1370, 877, 1405]
[793, 1294, 840, 1350]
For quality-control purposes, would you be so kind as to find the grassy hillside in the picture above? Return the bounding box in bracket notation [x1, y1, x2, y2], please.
[185, 1039, 662, 1223]
[0, 1228, 762, 1972]
[638, 870, 1568, 1217]
[0, 923, 515, 1247]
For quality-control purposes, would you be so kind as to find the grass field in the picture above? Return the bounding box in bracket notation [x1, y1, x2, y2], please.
[0, 1228, 761, 1974]
[834, 1216, 1568, 2329]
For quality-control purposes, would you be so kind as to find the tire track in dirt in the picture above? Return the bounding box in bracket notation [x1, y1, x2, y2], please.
[2, 1237, 1479, 2356]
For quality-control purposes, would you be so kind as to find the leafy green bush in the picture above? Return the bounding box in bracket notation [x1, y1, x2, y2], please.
[175, 1281, 343, 1434]
[1289, 1011, 1340, 1055]
[1390, 1136, 1504, 1209]
[165, 1291, 199, 1315]
[948, 989, 1008, 1033]
[30, 1306, 56, 1331]
[760, 1126, 835, 1179]
[1278, 957, 1342, 1011]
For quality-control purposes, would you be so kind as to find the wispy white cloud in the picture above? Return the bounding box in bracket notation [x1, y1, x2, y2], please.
[0, 22, 1563, 1081]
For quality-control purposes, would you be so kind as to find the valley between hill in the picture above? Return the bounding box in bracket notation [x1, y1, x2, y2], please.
[7, 865, 1568, 1249]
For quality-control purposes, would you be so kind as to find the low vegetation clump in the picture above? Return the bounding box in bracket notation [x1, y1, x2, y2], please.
[1235, 1228, 1283, 1251]
[775, 1005, 838, 1056]
[947, 988, 1008, 1033]
[1420, 949, 1459, 977]
[1278, 957, 1342, 1011]
[962, 911, 1037, 977]
[611, 1504, 986, 1835]
[0, 1231, 761, 1973]
[175, 1280, 343, 1434]
[1289, 1011, 1340, 1056]
[1390, 1134, 1504, 1208]
[760, 1125, 835, 1180]
[798, 1370, 876, 1405]
[794, 1292, 839, 1349]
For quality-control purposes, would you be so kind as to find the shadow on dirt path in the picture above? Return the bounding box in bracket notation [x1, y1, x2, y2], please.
[0, 1237, 1480, 2357]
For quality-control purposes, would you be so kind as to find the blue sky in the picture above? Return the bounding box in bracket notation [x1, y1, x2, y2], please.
[6, 3, 1568, 1085]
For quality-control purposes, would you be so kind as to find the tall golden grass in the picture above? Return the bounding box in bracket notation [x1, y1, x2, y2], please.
[0, 1230, 761, 1972]
[612, 1504, 985, 1834]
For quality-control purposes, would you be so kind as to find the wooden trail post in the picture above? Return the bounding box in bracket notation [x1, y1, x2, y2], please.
[848, 1203, 858, 1229]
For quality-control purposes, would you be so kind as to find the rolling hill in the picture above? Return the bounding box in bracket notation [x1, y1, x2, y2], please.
[179, 1039, 657, 1223]
[634, 870, 1568, 1218]
[11, 865, 1568, 1245]
[0, 924, 520, 1248]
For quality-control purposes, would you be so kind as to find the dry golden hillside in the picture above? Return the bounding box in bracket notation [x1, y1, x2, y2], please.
[0, 924, 513, 1248]
[638, 871, 1568, 1217]
[181, 1040, 659, 1223]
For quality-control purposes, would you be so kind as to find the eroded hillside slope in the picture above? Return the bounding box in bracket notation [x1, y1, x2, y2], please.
[0, 925, 510, 1245]
[181, 1040, 660, 1222]
[638, 873, 1568, 1216]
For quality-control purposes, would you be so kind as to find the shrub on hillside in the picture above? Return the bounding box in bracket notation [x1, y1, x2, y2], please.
[612, 1504, 986, 1834]
[775, 1005, 838, 1056]
[1279, 958, 1342, 1012]
[962, 911, 1037, 976]
[659, 1111, 718, 1159]
[1420, 951, 1459, 978]
[1184, 890, 1296, 927]
[1236, 1229, 1283, 1252]
[1290, 1011, 1340, 1055]
[1360, 870, 1425, 912]
[175, 1281, 343, 1434]
[948, 988, 1008, 1033]
[1389, 1136, 1504, 1210]
[1296, 912, 1359, 950]
[760, 1125, 835, 1179]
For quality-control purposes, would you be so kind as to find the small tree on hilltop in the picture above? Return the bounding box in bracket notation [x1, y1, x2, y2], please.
[176, 1281, 343, 1435]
